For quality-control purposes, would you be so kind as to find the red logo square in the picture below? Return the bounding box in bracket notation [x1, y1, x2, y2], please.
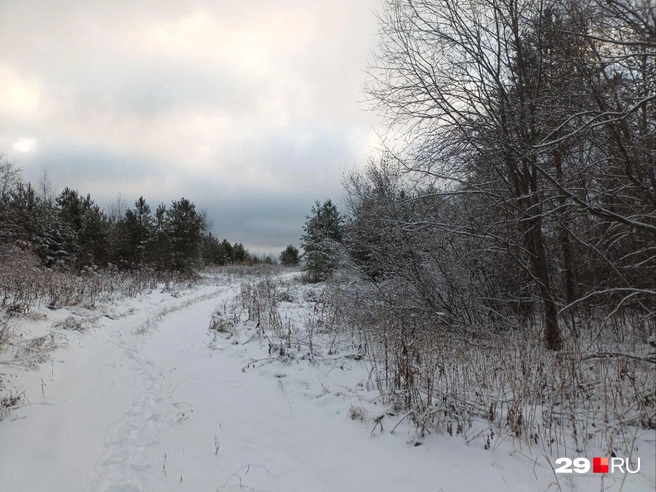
[593, 457, 609, 474]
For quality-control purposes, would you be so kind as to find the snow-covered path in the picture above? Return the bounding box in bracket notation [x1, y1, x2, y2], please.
[1, 277, 653, 492]
[0, 285, 237, 492]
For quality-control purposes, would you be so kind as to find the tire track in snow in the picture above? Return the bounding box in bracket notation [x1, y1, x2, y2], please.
[95, 286, 230, 492]
[133, 287, 227, 335]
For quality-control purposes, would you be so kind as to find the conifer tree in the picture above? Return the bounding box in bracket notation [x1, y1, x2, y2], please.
[300, 200, 343, 282]
[121, 196, 154, 268]
[151, 203, 171, 271]
[166, 198, 206, 272]
[220, 239, 233, 263]
[279, 245, 300, 266]
[231, 243, 249, 263]
[201, 233, 227, 265]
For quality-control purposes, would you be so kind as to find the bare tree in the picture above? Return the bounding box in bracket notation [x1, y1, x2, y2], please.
[37, 169, 56, 207]
[356, 0, 655, 349]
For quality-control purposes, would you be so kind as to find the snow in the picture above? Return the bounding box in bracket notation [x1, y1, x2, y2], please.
[0, 272, 654, 492]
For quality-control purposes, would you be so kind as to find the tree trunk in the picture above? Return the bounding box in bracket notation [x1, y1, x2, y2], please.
[526, 213, 562, 351]
[554, 149, 576, 305]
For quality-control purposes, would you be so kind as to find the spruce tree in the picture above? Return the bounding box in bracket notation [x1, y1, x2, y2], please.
[300, 200, 342, 282]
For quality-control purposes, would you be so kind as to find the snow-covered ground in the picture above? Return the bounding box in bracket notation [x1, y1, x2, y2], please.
[0, 272, 653, 492]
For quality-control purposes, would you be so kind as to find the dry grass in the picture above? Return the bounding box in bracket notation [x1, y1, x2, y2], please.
[236, 276, 349, 366]
[0, 247, 198, 314]
[236, 274, 655, 457]
[0, 391, 24, 420]
[334, 288, 655, 456]
[0, 316, 12, 349]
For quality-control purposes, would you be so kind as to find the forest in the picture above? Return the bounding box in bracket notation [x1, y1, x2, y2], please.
[297, 0, 655, 456]
[0, 158, 251, 273]
[338, 0, 655, 350]
[0, 1, 654, 490]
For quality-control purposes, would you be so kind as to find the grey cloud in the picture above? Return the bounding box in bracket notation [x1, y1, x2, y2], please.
[18, 143, 162, 197]
[105, 65, 257, 115]
[1, 0, 383, 254]
[16, 124, 353, 254]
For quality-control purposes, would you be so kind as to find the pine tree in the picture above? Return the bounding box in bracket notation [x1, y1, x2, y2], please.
[231, 243, 249, 263]
[166, 198, 206, 272]
[279, 245, 300, 266]
[151, 203, 171, 271]
[54, 188, 84, 265]
[56, 187, 83, 233]
[300, 200, 343, 282]
[121, 197, 154, 268]
[201, 233, 227, 265]
[7, 182, 37, 244]
[31, 204, 74, 267]
[78, 196, 109, 266]
[220, 239, 233, 263]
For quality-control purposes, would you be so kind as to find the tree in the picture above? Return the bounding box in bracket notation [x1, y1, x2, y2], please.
[0, 155, 21, 204]
[151, 203, 171, 271]
[344, 160, 492, 325]
[220, 239, 233, 263]
[38, 169, 55, 208]
[30, 204, 75, 267]
[56, 187, 83, 233]
[0, 157, 25, 244]
[300, 200, 343, 282]
[279, 245, 300, 266]
[78, 195, 109, 266]
[54, 188, 110, 266]
[231, 243, 249, 263]
[120, 196, 154, 268]
[166, 197, 206, 272]
[257, 254, 277, 265]
[361, 0, 655, 350]
[0, 160, 240, 274]
[6, 181, 37, 244]
[366, 0, 574, 349]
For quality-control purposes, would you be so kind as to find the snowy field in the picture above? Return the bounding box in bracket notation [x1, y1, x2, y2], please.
[0, 270, 653, 492]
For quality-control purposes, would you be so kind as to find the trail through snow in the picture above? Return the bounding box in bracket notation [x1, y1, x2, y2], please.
[0, 276, 653, 492]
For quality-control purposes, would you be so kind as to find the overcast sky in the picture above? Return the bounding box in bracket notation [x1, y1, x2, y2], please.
[0, 0, 383, 254]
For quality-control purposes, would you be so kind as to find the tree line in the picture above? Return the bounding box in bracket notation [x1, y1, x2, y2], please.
[0, 159, 251, 272]
[299, 0, 655, 351]
[344, 0, 655, 350]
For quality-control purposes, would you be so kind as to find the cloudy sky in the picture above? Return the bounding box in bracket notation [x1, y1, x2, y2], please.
[0, 0, 383, 254]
